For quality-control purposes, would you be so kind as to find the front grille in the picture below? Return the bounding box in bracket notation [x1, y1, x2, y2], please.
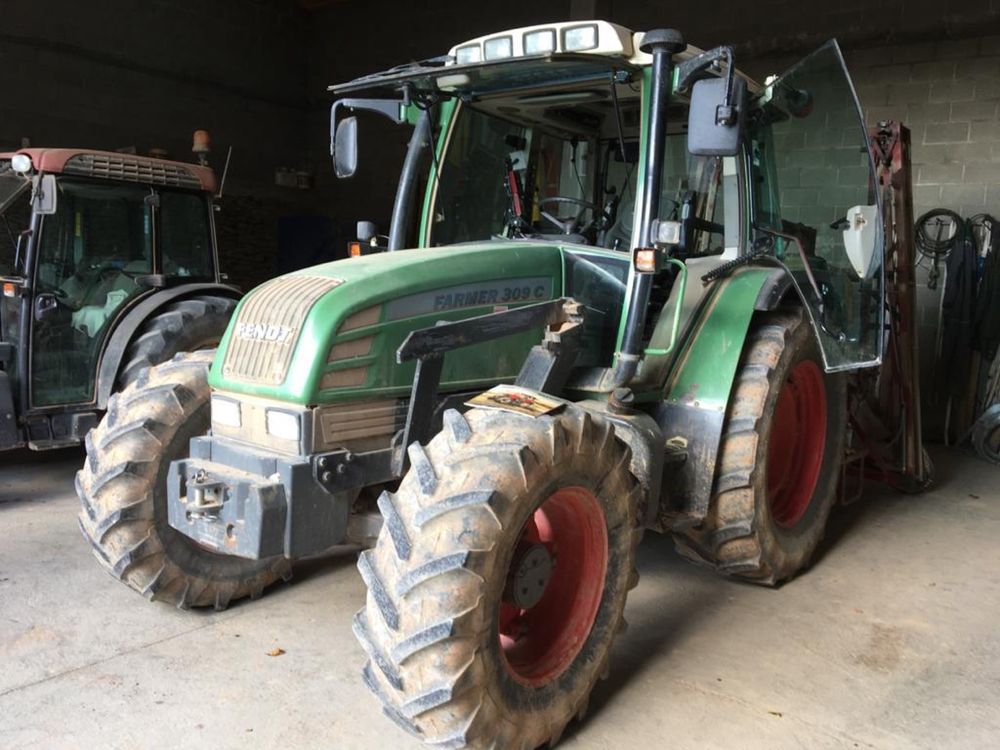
[62, 153, 202, 189]
[222, 275, 342, 385]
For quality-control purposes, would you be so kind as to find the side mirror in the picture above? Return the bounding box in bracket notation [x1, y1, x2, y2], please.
[31, 174, 58, 215]
[687, 77, 747, 157]
[334, 116, 358, 179]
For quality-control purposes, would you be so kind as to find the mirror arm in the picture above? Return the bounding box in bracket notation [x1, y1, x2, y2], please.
[330, 97, 406, 165]
[676, 46, 738, 126]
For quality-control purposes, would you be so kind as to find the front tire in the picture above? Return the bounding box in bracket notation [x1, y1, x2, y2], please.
[77, 350, 290, 609]
[355, 405, 641, 749]
[674, 308, 847, 585]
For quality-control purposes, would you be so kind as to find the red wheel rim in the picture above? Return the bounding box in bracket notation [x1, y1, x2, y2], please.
[766, 359, 827, 528]
[498, 486, 608, 687]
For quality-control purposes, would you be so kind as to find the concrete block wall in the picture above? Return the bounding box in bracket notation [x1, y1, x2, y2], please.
[848, 37, 1000, 220]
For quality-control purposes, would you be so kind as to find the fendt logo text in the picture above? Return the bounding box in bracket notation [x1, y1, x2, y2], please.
[236, 322, 294, 344]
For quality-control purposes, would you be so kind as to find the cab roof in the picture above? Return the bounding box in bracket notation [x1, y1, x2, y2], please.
[0, 148, 216, 193]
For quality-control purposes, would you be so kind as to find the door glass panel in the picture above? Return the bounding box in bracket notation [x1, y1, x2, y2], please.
[0, 170, 32, 342]
[31, 180, 153, 406]
[564, 251, 629, 366]
[160, 191, 215, 280]
[749, 40, 883, 370]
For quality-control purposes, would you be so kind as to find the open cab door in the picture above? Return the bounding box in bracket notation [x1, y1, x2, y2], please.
[749, 40, 883, 370]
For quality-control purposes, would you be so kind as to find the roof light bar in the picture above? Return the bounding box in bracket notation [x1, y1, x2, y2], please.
[563, 24, 599, 52]
[484, 35, 513, 60]
[523, 29, 556, 55]
[447, 21, 633, 65]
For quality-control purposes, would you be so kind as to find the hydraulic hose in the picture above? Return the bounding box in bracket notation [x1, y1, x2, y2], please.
[915, 208, 962, 290]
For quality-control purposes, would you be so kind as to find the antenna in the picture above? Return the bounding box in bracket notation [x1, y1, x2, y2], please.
[217, 146, 233, 199]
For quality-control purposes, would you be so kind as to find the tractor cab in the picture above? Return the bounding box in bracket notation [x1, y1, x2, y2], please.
[0, 148, 230, 449]
[330, 22, 883, 384]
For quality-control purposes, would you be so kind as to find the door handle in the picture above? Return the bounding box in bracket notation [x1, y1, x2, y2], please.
[33, 292, 59, 321]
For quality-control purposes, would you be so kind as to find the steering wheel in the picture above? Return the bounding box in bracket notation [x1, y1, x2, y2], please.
[538, 196, 599, 235]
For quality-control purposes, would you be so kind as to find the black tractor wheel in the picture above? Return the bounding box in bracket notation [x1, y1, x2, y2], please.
[674, 308, 847, 585]
[77, 351, 290, 609]
[355, 405, 641, 749]
[117, 295, 236, 388]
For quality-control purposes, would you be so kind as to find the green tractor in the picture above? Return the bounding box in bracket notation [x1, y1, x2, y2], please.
[0, 146, 238, 450]
[78, 20, 929, 747]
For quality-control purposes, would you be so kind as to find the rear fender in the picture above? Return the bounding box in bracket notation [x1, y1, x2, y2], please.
[656, 266, 794, 525]
[95, 283, 241, 408]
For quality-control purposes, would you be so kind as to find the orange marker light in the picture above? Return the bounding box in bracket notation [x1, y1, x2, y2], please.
[348, 241, 362, 258]
[634, 248, 659, 273]
[2, 283, 15, 298]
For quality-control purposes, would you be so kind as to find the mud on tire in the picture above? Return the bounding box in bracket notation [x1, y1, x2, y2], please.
[674, 308, 847, 585]
[77, 350, 290, 609]
[354, 405, 642, 749]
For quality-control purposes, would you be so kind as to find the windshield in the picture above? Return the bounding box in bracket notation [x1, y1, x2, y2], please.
[426, 81, 734, 254]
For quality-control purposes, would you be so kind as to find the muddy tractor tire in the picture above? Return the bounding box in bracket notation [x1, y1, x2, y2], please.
[354, 405, 641, 749]
[117, 295, 237, 388]
[674, 308, 847, 585]
[77, 350, 291, 609]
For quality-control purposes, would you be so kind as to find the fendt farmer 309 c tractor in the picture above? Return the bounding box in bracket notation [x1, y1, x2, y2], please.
[0, 146, 237, 451]
[78, 20, 930, 747]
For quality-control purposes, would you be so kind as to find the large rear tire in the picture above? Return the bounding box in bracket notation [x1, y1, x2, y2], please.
[355, 405, 641, 749]
[77, 350, 290, 609]
[674, 308, 847, 585]
[117, 295, 236, 388]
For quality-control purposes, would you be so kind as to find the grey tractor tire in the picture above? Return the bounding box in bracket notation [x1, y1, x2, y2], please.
[77, 350, 291, 609]
[673, 308, 847, 585]
[354, 405, 642, 750]
[117, 295, 236, 388]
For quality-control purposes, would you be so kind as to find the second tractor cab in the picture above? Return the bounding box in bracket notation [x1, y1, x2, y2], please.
[0, 146, 238, 450]
[77, 20, 928, 748]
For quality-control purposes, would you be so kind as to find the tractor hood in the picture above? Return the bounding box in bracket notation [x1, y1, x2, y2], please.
[209, 242, 574, 405]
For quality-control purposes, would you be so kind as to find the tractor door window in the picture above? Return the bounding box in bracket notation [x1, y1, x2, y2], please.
[606, 133, 736, 256]
[31, 180, 153, 406]
[749, 40, 883, 369]
[159, 191, 215, 281]
[0, 169, 31, 275]
[564, 251, 629, 366]
[0, 169, 31, 356]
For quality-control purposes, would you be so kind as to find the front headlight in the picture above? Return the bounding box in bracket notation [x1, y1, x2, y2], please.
[211, 395, 241, 428]
[266, 409, 301, 442]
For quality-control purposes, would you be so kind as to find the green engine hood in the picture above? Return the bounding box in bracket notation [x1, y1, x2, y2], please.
[209, 242, 572, 405]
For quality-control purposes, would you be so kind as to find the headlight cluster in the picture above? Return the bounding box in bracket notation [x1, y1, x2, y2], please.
[211, 395, 301, 443]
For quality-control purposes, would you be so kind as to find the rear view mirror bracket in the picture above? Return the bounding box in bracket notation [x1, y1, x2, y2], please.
[680, 46, 747, 157]
[677, 46, 739, 126]
[330, 98, 406, 179]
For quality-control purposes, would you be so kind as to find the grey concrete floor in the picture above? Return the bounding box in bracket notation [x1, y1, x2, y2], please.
[0, 446, 997, 750]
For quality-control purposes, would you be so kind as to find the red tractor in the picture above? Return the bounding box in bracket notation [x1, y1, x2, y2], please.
[0, 146, 238, 450]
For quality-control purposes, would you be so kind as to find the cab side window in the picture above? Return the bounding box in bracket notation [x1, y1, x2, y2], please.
[159, 191, 214, 280]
